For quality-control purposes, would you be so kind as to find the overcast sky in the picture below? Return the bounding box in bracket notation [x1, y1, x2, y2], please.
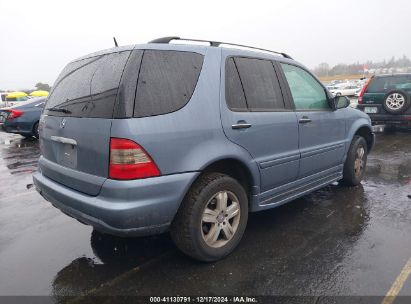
[1, 0, 410, 90]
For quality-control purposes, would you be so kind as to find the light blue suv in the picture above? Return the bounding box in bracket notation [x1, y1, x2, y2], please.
[33, 37, 374, 261]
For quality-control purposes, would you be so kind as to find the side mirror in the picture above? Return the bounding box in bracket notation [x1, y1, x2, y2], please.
[332, 95, 350, 110]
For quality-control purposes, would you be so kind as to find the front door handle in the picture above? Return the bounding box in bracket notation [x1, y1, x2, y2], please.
[232, 122, 252, 129]
[299, 116, 312, 124]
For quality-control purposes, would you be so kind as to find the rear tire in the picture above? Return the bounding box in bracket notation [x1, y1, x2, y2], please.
[341, 136, 368, 186]
[171, 173, 248, 262]
[33, 122, 39, 139]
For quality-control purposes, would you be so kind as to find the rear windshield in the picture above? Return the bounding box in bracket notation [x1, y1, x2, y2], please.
[45, 51, 131, 118]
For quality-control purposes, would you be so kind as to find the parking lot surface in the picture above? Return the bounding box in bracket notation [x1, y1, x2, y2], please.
[0, 128, 410, 302]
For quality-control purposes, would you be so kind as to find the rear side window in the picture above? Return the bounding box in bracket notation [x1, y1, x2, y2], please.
[45, 51, 131, 118]
[133, 50, 203, 118]
[234, 57, 285, 111]
[386, 75, 411, 90]
[367, 76, 411, 93]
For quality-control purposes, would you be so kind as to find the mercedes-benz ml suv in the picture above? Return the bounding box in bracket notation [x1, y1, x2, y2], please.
[33, 37, 374, 261]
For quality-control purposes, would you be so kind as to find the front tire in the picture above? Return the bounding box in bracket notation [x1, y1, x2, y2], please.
[171, 173, 248, 262]
[341, 136, 368, 186]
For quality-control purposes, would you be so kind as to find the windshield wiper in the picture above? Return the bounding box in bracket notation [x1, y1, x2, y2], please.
[46, 107, 72, 114]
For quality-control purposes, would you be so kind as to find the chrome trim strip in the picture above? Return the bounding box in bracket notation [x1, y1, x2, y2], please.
[50, 136, 77, 146]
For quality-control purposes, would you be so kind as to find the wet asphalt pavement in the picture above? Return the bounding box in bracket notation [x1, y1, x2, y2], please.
[0, 127, 410, 302]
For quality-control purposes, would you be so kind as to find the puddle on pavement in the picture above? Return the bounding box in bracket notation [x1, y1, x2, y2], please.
[366, 129, 411, 185]
[0, 128, 410, 297]
[51, 231, 175, 296]
[0, 135, 40, 175]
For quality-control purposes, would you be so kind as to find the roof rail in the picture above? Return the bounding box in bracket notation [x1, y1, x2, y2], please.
[148, 36, 293, 59]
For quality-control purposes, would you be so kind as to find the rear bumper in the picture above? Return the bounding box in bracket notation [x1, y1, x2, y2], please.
[3, 120, 33, 135]
[357, 105, 411, 125]
[368, 114, 411, 125]
[33, 170, 199, 237]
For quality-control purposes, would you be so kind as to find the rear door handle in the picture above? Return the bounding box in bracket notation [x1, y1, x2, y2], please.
[232, 122, 252, 129]
[299, 117, 312, 124]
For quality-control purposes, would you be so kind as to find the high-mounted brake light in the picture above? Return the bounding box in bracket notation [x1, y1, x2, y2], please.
[358, 77, 373, 104]
[6, 110, 23, 120]
[109, 138, 160, 180]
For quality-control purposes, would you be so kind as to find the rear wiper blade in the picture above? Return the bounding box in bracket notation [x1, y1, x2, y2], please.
[46, 107, 72, 114]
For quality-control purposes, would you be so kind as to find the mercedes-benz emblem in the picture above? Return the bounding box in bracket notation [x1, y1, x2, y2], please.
[60, 118, 67, 128]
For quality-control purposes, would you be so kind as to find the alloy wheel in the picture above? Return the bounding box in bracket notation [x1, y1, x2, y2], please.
[354, 146, 365, 177]
[201, 191, 241, 248]
[386, 93, 405, 110]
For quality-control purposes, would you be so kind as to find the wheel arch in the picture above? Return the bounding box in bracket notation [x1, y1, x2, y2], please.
[182, 156, 260, 211]
[201, 158, 256, 197]
[353, 125, 374, 152]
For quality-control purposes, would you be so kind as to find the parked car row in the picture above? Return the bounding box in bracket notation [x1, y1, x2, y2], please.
[329, 84, 360, 97]
[0, 97, 46, 138]
[0, 90, 49, 108]
[325, 80, 367, 97]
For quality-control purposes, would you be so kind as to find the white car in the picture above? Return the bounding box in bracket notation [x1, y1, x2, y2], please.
[354, 87, 363, 97]
[330, 85, 359, 96]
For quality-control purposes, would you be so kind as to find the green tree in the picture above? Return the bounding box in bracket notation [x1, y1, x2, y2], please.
[313, 62, 330, 77]
[35, 82, 51, 91]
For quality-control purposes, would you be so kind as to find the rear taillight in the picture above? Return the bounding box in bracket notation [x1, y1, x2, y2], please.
[358, 77, 373, 104]
[109, 138, 160, 180]
[6, 110, 23, 120]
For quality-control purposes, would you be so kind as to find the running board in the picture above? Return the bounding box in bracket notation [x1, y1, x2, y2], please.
[257, 172, 342, 209]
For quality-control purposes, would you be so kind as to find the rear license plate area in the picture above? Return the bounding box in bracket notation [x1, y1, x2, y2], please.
[364, 107, 378, 114]
[57, 143, 77, 168]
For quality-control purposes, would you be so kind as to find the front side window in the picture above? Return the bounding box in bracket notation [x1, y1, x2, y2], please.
[281, 63, 329, 110]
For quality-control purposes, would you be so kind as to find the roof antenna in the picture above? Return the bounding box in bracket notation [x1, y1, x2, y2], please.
[113, 37, 118, 47]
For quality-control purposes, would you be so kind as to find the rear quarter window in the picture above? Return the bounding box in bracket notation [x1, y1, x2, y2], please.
[133, 50, 203, 118]
[225, 58, 248, 111]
